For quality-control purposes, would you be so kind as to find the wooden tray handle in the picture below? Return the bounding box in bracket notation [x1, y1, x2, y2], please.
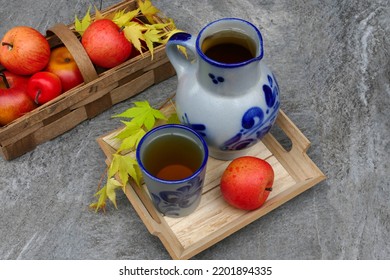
[46, 23, 98, 84]
[275, 110, 311, 154]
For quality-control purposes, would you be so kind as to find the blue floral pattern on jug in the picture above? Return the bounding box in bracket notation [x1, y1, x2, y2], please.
[221, 74, 280, 151]
[181, 113, 207, 137]
[150, 177, 203, 217]
[263, 74, 280, 113]
[209, 73, 225, 84]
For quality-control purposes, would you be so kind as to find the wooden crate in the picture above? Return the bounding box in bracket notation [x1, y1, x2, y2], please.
[97, 102, 326, 260]
[0, 0, 175, 160]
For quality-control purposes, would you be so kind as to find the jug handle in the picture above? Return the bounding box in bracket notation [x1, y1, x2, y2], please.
[166, 32, 197, 78]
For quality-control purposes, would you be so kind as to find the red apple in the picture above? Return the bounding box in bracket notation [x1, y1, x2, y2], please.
[81, 19, 133, 69]
[0, 71, 37, 126]
[0, 26, 50, 75]
[220, 156, 274, 210]
[27, 72, 62, 105]
[45, 46, 84, 92]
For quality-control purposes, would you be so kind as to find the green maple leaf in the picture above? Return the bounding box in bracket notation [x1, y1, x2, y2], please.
[105, 178, 123, 209]
[117, 126, 146, 153]
[90, 153, 142, 212]
[115, 120, 143, 140]
[113, 101, 166, 130]
[91, 100, 170, 212]
[75, 6, 92, 35]
[90, 186, 108, 211]
[109, 154, 141, 187]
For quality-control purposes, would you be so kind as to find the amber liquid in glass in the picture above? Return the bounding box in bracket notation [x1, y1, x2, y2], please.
[142, 134, 203, 181]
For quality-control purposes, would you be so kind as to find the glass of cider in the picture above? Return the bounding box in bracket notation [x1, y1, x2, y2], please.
[136, 124, 208, 217]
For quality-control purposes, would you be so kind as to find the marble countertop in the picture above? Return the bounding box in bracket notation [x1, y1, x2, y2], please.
[0, 0, 389, 260]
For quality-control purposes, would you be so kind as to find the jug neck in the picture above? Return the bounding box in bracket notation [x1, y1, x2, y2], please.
[196, 18, 264, 65]
[195, 18, 264, 96]
[197, 59, 261, 96]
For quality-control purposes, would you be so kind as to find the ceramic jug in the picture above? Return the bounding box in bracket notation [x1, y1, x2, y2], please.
[166, 18, 280, 160]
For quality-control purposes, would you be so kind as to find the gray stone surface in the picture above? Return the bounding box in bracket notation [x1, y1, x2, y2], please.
[0, 0, 389, 260]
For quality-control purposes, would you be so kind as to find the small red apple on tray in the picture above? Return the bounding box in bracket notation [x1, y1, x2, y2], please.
[45, 46, 84, 92]
[220, 156, 274, 210]
[0, 71, 37, 126]
[81, 19, 133, 69]
[0, 26, 50, 75]
[27, 72, 62, 105]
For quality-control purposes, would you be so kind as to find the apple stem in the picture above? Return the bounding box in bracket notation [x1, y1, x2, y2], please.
[0, 72, 10, 89]
[265, 188, 273, 192]
[1, 41, 13, 50]
[34, 90, 41, 105]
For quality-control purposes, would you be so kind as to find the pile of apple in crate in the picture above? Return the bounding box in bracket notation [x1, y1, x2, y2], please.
[0, 0, 180, 160]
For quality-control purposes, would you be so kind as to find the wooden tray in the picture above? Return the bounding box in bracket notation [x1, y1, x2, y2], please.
[96, 103, 326, 259]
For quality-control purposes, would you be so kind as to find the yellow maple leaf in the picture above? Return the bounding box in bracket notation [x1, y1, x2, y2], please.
[159, 17, 177, 30]
[146, 22, 170, 30]
[94, 6, 104, 20]
[138, 0, 160, 23]
[74, 6, 92, 35]
[100, 9, 117, 21]
[161, 29, 185, 44]
[123, 22, 148, 55]
[90, 185, 108, 212]
[113, 8, 140, 27]
[105, 178, 123, 209]
[159, 29, 188, 58]
[143, 29, 162, 59]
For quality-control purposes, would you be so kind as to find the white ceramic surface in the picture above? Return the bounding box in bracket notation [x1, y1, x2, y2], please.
[166, 18, 280, 160]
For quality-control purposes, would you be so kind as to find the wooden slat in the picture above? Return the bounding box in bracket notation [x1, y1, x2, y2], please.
[70, 84, 119, 109]
[1, 134, 37, 160]
[34, 107, 88, 144]
[110, 70, 155, 104]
